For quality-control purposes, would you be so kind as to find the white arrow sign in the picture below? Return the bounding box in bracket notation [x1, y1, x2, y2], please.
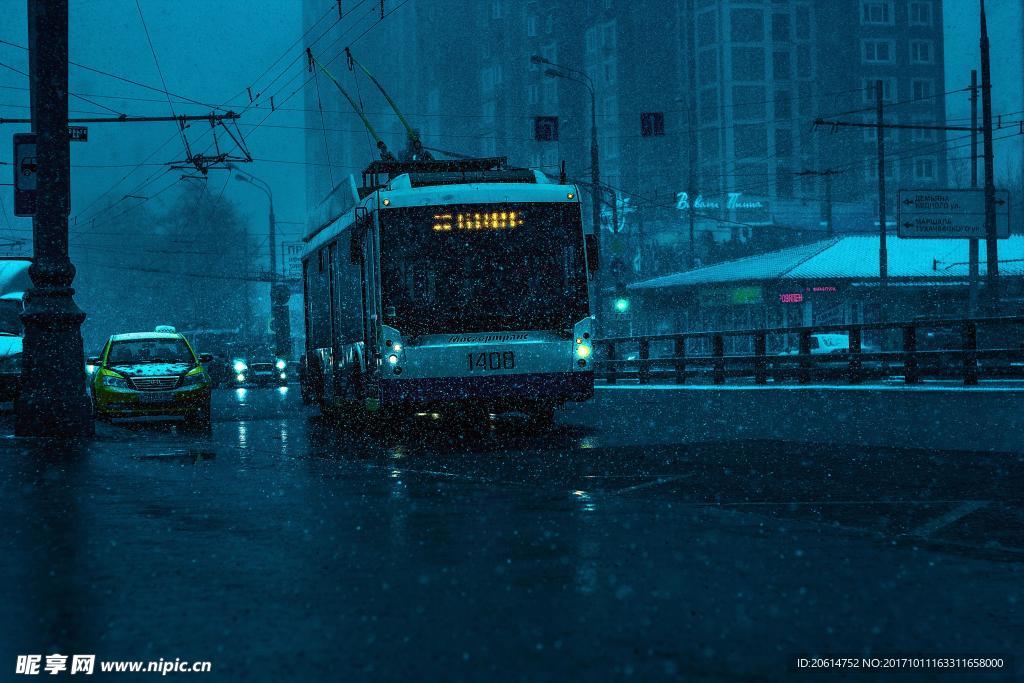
[897, 188, 1010, 239]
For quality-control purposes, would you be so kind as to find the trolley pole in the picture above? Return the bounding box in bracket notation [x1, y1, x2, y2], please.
[16, 0, 93, 437]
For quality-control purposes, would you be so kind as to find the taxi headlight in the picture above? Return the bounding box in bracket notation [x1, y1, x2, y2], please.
[101, 374, 128, 389]
[181, 370, 208, 387]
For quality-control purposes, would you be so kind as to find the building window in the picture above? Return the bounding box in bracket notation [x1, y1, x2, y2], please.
[861, 0, 894, 25]
[862, 78, 896, 103]
[527, 84, 539, 105]
[910, 40, 934, 64]
[491, 0, 501, 20]
[775, 91, 792, 118]
[526, 15, 537, 37]
[908, 1, 932, 26]
[796, 45, 811, 78]
[773, 51, 791, 80]
[772, 13, 790, 42]
[914, 156, 937, 181]
[862, 39, 894, 64]
[585, 27, 597, 54]
[602, 21, 617, 50]
[910, 116, 937, 141]
[776, 167, 794, 198]
[775, 128, 793, 156]
[731, 9, 765, 42]
[911, 78, 934, 101]
[866, 159, 898, 180]
[795, 5, 810, 39]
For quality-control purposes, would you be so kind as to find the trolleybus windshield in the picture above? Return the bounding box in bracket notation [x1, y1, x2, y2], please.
[381, 202, 588, 335]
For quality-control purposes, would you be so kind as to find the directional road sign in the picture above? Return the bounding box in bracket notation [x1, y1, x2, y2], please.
[897, 188, 1010, 239]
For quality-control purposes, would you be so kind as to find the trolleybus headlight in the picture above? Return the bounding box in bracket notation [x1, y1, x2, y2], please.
[236, 373, 246, 383]
[387, 354, 399, 365]
[280, 372, 287, 379]
[576, 344, 592, 359]
[392, 343, 402, 352]
[233, 361, 247, 373]
[275, 359, 286, 370]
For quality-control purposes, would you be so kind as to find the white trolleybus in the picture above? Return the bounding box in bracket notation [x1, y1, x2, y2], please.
[300, 157, 598, 424]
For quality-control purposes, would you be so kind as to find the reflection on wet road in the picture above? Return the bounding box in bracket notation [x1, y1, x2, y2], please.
[0, 388, 1021, 681]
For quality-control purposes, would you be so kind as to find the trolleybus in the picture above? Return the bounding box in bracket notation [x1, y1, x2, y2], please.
[300, 157, 598, 423]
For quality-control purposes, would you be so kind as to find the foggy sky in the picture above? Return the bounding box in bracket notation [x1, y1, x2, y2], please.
[0, 0, 307, 262]
[1, 0, 1022, 298]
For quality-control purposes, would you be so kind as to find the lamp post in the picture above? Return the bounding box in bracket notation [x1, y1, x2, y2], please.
[531, 55, 604, 322]
[16, 0, 93, 437]
[232, 168, 291, 359]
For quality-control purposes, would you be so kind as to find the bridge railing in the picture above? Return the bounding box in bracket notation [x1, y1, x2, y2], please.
[595, 316, 1024, 386]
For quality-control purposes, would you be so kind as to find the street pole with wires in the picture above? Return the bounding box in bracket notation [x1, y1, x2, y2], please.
[980, 0, 999, 310]
[969, 69, 979, 315]
[232, 167, 291, 360]
[16, 0, 93, 437]
[875, 80, 889, 318]
[533, 55, 603, 324]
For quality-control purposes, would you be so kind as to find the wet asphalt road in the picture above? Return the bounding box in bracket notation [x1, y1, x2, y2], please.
[0, 387, 1022, 681]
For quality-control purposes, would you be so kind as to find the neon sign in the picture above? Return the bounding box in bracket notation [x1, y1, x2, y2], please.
[675, 192, 765, 211]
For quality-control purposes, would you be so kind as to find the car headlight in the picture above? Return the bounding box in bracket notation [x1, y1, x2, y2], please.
[181, 369, 208, 387]
[101, 374, 128, 389]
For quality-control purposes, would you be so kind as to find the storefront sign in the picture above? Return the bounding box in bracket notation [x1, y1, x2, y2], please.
[675, 192, 765, 211]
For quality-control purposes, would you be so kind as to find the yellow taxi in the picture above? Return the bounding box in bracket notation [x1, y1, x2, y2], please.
[90, 326, 212, 430]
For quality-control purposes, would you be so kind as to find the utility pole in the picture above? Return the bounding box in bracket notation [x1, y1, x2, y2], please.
[980, 0, 999, 310]
[875, 81, 888, 302]
[233, 168, 291, 359]
[16, 0, 93, 436]
[685, 0, 698, 269]
[969, 69, 979, 315]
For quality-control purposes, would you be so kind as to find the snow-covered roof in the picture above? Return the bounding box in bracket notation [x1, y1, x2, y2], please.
[630, 235, 1024, 291]
[108, 332, 183, 342]
[0, 259, 31, 297]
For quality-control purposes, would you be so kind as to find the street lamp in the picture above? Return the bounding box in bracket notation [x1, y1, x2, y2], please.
[532, 54, 603, 323]
[230, 166, 291, 360]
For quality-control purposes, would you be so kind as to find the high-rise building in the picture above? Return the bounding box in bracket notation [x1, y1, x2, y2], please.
[302, 0, 949, 278]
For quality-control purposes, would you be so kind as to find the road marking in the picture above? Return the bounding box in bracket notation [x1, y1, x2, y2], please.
[909, 500, 988, 538]
[615, 474, 693, 494]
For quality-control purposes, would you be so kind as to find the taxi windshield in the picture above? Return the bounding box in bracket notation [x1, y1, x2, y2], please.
[107, 338, 194, 365]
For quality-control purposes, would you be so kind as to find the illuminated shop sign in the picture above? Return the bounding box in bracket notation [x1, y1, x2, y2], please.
[675, 192, 765, 211]
[779, 285, 838, 303]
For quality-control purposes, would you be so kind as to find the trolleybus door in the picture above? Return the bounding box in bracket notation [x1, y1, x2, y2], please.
[356, 211, 382, 402]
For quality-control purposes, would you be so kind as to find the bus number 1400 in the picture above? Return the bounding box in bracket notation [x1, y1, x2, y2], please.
[467, 351, 516, 371]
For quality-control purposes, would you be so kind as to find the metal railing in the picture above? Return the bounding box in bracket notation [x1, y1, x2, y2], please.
[596, 316, 1024, 386]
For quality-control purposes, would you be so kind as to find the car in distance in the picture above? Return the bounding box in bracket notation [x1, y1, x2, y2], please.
[90, 326, 213, 430]
[246, 358, 288, 387]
